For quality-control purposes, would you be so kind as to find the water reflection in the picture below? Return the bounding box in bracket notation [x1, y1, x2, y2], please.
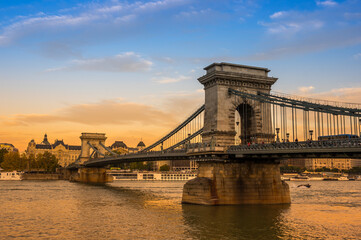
[182, 204, 290, 240]
[1, 181, 360, 239]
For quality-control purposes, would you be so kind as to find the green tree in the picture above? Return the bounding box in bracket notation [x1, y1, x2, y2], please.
[159, 164, 170, 171]
[145, 162, 153, 171]
[280, 165, 302, 173]
[128, 161, 154, 171]
[0, 148, 8, 166]
[35, 152, 59, 172]
[346, 167, 361, 174]
[1, 152, 27, 171]
[129, 161, 145, 170]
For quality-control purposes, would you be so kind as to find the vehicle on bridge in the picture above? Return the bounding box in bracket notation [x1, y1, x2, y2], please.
[318, 134, 359, 141]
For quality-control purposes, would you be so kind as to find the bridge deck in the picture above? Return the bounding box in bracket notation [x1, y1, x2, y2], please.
[82, 140, 361, 167]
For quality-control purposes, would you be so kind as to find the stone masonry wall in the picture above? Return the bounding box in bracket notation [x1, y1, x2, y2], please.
[182, 161, 290, 205]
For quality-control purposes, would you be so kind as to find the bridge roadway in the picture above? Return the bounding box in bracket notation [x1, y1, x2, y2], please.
[83, 139, 361, 167]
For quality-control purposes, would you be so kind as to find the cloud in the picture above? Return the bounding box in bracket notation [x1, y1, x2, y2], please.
[0, 0, 191, 46]
[344, 12, 361, 20]
[254, 0, 361, 61]
[45, 52, 152, 72]
[153, 75, 191, 84]
[261, 19, 324, 35]
[1, 89, 205, 151]
[316, 1, 338, 7]
[354, 53, 361, 59]
[298, 86, 315, 93]
[304, 87, 361, 104]
[175, 8, 213, 19]
[270, 11, 286, 19]
[134, 0, 190, 12]
[3, 99, 177, 127]
[250, 24, 361, 60]
[40, 41, 82, 60]
[254, 0, 361, 60]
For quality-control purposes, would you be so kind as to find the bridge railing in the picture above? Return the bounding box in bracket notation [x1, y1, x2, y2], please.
[227, 139, 361, 152]
[271, 91, 361, 110]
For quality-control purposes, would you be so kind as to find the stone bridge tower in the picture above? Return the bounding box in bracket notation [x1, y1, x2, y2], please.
[198, 62, 278, 146]
[79, 133, 107, 164]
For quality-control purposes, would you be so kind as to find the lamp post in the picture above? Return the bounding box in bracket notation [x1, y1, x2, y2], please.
[276, 128, 280, 143]
[236, 121, 240, 144]
[309, 130, 314, 141]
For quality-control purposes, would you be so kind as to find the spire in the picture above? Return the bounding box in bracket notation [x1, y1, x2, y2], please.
[41, 133, 51, 145]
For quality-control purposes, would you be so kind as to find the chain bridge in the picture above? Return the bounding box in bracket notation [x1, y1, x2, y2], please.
[66, 62, 361, 205]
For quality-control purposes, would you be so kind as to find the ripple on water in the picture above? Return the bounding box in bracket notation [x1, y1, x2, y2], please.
[0, 180, 360, 239]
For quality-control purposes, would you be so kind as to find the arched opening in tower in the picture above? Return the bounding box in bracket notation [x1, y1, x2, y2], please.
[235, 102, 255, 145]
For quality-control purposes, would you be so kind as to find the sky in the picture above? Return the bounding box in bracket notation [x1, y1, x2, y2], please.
[1, 0, 361, 151]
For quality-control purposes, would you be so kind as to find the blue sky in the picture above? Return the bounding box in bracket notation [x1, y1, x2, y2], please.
[1, 0, 361, 150]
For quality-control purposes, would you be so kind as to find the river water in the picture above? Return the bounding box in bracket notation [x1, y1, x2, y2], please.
[0, 180, 360, 239]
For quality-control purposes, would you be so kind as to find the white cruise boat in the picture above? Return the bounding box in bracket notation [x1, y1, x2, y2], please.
[308, 177, 324, 180]
[0, 171, 23, 180]
[338, 176, 349, 181]
[109, 171, 197, 181]
[308, 174, 324, 181]
[290, 175, 310, 181]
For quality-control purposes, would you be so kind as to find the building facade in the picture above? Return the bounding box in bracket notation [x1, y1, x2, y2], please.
[26, 134, 81, 167]
[305, 158, 361, 170]
[0, 143, 18, 152]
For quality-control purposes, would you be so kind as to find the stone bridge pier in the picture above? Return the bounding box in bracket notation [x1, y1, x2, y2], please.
[182, 160, 290, 205]
[183, 63, 290, 205]
[66, 133, 113, 184]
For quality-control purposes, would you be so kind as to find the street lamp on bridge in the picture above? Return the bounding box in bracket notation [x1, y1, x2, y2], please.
[276, 128, 280, 143]
[309, 130, 314, 141]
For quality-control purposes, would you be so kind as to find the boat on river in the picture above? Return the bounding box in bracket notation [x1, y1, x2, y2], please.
[290, 175, 310, 181]
[338, 176, 349, 181]
[109, 171, 197, 181]
[323, 177, 338, 181]
[0, 171, 23, 180]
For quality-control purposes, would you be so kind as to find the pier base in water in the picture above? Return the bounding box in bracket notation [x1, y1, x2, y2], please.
[68, 167, 113, 183]
[182, 161, 290, 205]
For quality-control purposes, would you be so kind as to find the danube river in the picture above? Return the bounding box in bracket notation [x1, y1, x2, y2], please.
[1, 180, 360, 239]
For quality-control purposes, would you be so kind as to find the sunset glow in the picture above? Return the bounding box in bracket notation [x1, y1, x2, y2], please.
[1, 0, 361, 151]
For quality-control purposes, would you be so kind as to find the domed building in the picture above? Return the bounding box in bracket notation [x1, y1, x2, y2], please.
[110, 141, 128, 154]
[137, 140, 146, 151]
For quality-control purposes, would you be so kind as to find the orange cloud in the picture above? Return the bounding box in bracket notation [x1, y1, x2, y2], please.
[300, 87, 361, 104]
[2, 99, 177, 127]
[0, 95, 203, 152]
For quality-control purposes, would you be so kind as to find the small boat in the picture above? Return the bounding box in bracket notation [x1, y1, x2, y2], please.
[290, 176, 309, 181]
[323, 177, 338, 181]
[297, 184, 311, 188]
[0, 171, 23, 180]
[338, 176, 349, 181]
